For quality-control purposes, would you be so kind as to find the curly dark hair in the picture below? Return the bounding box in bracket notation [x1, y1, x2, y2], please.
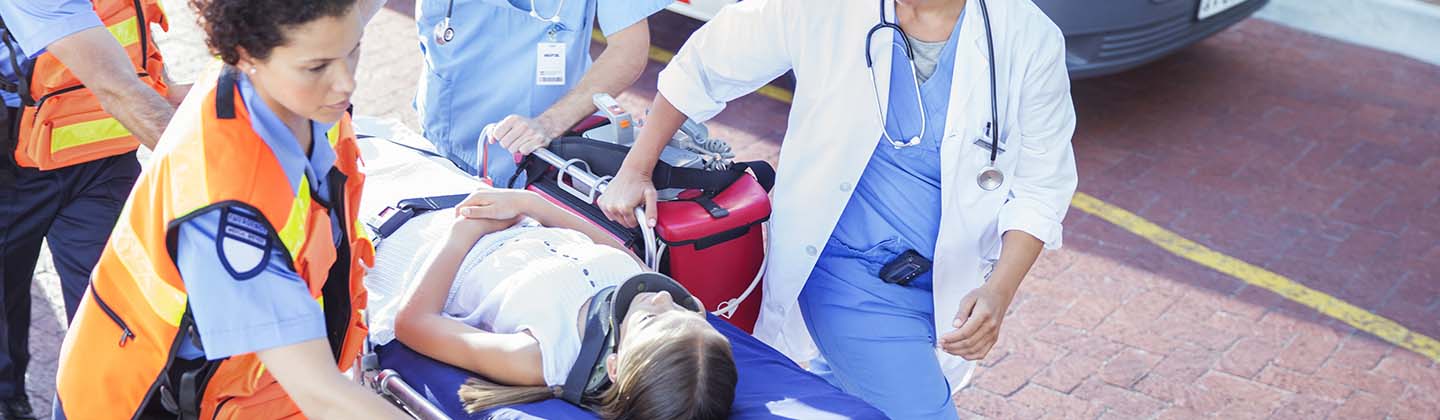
[189, 0, 359, 65]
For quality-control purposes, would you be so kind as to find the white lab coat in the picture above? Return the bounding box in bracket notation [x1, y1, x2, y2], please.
[658, 0, 1077, 389]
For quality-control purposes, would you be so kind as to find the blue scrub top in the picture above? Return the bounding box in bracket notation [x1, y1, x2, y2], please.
[414, 0, 671, 179]
[820, 11, 966, 289]
[172, 73, 342, 360]
[0, 0, 103, 107]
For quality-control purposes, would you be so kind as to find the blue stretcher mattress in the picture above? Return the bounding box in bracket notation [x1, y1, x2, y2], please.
[376, 315, 886, 419]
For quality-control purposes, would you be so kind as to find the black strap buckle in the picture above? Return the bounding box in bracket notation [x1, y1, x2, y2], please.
[365, 205, 416, 240]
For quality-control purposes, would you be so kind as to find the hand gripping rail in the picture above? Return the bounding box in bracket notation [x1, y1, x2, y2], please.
[532, 148, 660, 270]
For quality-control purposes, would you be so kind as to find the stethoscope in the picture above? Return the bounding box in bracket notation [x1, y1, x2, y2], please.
[865, 0, 1005, 191]
[434, 0, 567, 45]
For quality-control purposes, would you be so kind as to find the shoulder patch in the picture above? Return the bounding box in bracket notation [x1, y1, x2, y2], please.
[216, 206, 273, 280]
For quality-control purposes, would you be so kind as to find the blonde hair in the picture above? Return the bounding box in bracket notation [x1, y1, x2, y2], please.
[458, 319, 737, 419]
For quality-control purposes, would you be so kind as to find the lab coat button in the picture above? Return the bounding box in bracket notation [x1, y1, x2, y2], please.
[805, 245, 818, 256]
[839, 182, 852, 192]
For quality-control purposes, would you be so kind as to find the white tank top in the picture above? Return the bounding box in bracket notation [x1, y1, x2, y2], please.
[367, 211, 642, 386]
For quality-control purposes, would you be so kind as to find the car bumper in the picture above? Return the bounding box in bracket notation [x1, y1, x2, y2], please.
[1039, 0, 1271, 79]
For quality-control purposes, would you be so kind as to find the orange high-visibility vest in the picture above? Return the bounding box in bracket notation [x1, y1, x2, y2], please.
[1, 0, 168, 170]
[53, 66, 373, 419]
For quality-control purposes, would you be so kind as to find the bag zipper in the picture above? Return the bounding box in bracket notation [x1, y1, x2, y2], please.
[90, 287, 135, 347]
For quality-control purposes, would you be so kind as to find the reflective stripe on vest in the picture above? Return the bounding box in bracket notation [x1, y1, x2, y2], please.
[51, 117, 133, 153]
[106, 15, 140, 47]
[109, 220, 188, 327]
[279, 174, 312, 260]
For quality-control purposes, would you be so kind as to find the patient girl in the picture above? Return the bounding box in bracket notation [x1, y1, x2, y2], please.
[391, 186, 737, 419]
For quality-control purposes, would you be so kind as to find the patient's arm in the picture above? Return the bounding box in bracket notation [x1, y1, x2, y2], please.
[394, 217, 547, 386]
[456, 188, 640, 262]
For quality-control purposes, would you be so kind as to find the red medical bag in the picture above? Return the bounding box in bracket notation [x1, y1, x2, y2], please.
[513, 137, 773, 332]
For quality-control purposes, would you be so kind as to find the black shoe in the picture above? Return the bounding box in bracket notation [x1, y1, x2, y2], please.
[0, 397, 36, 420]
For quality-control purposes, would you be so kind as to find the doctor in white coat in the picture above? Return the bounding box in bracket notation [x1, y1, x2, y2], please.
[599, 0, 1076, 417]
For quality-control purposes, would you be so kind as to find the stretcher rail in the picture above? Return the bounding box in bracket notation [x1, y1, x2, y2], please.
[533, 148, 660, 270]
[378, 369, 452, 420]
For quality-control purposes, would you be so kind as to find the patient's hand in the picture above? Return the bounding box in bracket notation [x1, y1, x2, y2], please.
[447, 215, 519, 243]
[455, 188, 542, 221]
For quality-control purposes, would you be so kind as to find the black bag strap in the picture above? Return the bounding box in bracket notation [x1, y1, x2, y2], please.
[561, 287, 616, 406]
[522, 137, 777, 194]
[734, 161, 776, 192]
[0, 16, 34, 106]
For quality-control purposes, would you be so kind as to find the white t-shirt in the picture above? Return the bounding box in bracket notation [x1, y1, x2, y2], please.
[367, 211, 642, 386]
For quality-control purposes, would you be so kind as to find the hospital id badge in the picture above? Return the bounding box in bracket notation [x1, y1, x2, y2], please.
[536, 42, 566, 86]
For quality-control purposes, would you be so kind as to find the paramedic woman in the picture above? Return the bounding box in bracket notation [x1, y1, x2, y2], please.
[414, 0, 671, 183]
[598, 0, 1078, 418]
[52, 0, 408, 418]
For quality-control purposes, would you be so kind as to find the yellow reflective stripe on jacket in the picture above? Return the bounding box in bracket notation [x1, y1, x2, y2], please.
[106, 16, 141, 47]
[111, 219, 187, 327]
[50, 118, 132, 153]
[354, 219, 369, 241]
[326, 124, 341, 147]
[168, 129, 213, 216]
[277, 176, 311, 259]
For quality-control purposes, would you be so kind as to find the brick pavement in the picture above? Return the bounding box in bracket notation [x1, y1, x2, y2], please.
[18, 2, 1440, 419]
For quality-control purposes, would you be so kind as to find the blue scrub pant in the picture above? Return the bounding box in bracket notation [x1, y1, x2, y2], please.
[799, 239, 959, 420]
[0, 108, 139, 398]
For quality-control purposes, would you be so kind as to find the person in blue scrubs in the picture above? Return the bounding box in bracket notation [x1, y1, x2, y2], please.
[414, 0, 671, 183]
[795, 11, 965, 420]
[0, 2, 183, 418]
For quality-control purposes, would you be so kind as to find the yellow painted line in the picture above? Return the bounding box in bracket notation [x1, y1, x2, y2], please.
[592, 30, 795, 104]
[598, 28, 1440, 363]
[1071, 193, 1440, 362]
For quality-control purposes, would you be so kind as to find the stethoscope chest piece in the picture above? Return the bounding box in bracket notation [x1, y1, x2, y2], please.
[977, 166, 1004, 191]
[434, 17, 454, 45]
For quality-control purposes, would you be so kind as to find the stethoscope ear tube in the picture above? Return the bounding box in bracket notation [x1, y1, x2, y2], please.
[977, 0, 1004, 191]
[978, 0, 1000, 165]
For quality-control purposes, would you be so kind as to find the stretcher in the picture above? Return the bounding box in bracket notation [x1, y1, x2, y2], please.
[350, 117, 885, 419]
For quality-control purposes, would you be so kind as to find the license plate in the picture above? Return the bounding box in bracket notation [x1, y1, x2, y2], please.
[1197, 0, 1248, 20]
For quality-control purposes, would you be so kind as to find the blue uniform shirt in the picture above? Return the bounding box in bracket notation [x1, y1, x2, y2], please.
[820, 11, 966, 289]
[415, 0, 671, 179]
[173, 73, 341, 360]
[0, 0, 103, 107]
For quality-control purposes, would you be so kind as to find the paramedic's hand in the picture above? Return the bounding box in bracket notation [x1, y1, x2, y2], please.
[938, 283, 1017, 361]
[598, 170, 657, 229]
[489, 115, 563, 156]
